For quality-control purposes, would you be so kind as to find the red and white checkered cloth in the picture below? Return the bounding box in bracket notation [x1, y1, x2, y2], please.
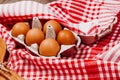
[0, 0, 120, 80]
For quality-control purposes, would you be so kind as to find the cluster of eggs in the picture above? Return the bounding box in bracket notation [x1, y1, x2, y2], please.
[11, 20, 76, 57]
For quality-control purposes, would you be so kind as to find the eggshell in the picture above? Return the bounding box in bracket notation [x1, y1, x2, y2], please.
[39, 38, 60, 57]
[25, 28, 44, 46]
[11, 22, 30, 37]
[57, 30, 76, 45]
[43, 20, 62, 35]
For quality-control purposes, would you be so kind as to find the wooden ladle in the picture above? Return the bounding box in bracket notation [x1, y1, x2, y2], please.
[0, 38, 6, 62]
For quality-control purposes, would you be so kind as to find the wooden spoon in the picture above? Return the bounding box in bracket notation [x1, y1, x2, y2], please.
[0, 38, 6, 62]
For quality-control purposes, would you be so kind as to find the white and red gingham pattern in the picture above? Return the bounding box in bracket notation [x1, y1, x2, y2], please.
[0, 0, 120, 80]
[97, 43, 120, 62]
[95, 23, 120, 63]
[48, 0, 120, 35]
[0, 0, 120, 35]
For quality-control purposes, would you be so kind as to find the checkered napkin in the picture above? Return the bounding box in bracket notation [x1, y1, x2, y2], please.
[0, 0, 120, 80]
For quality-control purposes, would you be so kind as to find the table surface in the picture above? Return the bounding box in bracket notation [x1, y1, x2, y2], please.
[0, 0, 56, 4]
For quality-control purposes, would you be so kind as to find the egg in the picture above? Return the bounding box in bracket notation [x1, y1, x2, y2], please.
[43, 20, 62, 35]
[39, 38, 60, 56]
[25, 28, 44, 46]
[57, 30, 76, 45]
[11, 22, 30, 37]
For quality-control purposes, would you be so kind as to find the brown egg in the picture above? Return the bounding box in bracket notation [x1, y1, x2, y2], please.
[43, 20, 62, 35]
[57, 30, 76, 45]
[39, 38, 60, 57]
[11, 22, 30, 37]
[25, 28, 44, 46]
